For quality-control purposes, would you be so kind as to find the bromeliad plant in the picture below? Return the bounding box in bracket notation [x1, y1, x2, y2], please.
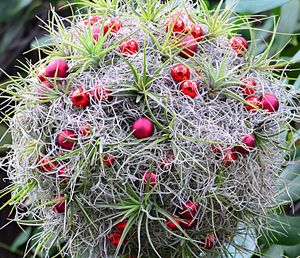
[0, 0, 299, 257]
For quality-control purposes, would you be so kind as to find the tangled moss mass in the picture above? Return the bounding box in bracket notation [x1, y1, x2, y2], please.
[1, 0, 299, 257]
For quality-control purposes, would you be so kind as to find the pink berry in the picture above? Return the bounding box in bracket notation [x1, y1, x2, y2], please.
[190, 24, 204, 42]
[57, 129, 76, 150]
[180, 80, 200, 98]
[229, 36, 248, 56]
[119, 39, 139, 55]
[45, 60, 68, 78]
[241, 77, 256, 95]
[171, 64, 191, 83]
[103, 18, 122, 35]
[53, 194, 66, 213]
[132, 117, 154, 139]
[166, 15, 186, 34]
[71, 87, 90, 108]
[260, 93, 279, 112]
[235, 133, 256, 155]
[178, 36, 198, 58]
[244, 96, 261, 112]
[143, 170, 157, 188]
[179, 201, 199, 219]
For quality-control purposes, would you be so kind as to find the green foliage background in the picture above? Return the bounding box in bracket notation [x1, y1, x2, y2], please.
[0, 0, 299, 257]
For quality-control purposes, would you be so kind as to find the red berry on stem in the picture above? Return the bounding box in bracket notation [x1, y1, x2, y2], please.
[57, 129, 76, 150]
[244, 96, 261, 112]
[260, 93, 279, 112]
[116, 221, 127, 231]
[103, 154, 116, 167]
[241, 77, 256, 95]
[143, 170, 157, 188]
[204, 233, 217, 250]
[235, 133, 256, 155]
[190, 24, 204, 42]
[171, 64, 191, 83]
[119, 39, 139, 55]
[132, 117, 154, 139]
[108, 232, 125, 247]
[71, 87, 90, 108]
[166, 15, 185, 34]
[45, 60, 69, 78]
[53, 194, 66, 213]
[178, 36, 198, 58]
[91, 85, 112, 102]
[103, 18, 122, 35]
[166, 217, 181, 230]
[223, 149, 237, 167]
[229, 36, 248, 56]
[38, 157, 57, 172]
[179, 201, 198, 219]
[180, 80, 200, 98]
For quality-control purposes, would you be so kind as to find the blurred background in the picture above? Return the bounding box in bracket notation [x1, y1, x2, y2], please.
[0, 0, 299, 257]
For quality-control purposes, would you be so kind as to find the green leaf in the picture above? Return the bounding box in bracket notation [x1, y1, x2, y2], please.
[10, 227, 32, 252]
[0, 0, 32, 23]
[263, 245, 284, 258]
[31, 35, 53, 49]
[261, 215, 300, 245]
[223, 223, 256, 258]
[294, 74, 300, 92]
[0, 123, 11, 153]
[226, 0, 292, 14]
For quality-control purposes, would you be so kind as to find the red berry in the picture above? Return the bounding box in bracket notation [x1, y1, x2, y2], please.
[57, 129, 76, 150]
[71, 87, 90, 108]
[229, 36, 248, 56]
[244, 96, 261, 112]
[223, 149, 237, 167]
[179, 202, 198, 219]
[103, 154, 116, 167]
[90, 85, 112, 102]
[166, 15, 185, 34]
[132, 117, 154, 139]
[178, 36, 198, 58]
[211, 145, 222, 154]
[84, 16, 101, 26]
[181, 219, 197, 229]
[103, 18, 122, 35]
[143, 170, 157, 188]
[35, 82, 53, 95]
[235, 133, 256, 155]
[93, 27, 101, 41]
[119, 39, 139, 55]
[166, 217, 181, 230]
[37, 70, 46, 82]
[260, 93, 279, 112]
[45, 60, 68, 78]
[79, 125, 91, 137]
[116, 221, 127, 231]
[107, 232, 125, 247]
[171, 64, 191, 83]
[241, 77, 256, 95]
[38, 157, 57, 172]
[53, 194, 66, 213]
[180, 80, 200, 98]
[190, 24, 204, 42]
[204, 233, 217, 250]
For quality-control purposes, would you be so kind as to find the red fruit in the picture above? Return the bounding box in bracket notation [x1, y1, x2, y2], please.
[132, 117, 154, 139]
[143, 170, 157, 188]
[178, 36, 198, 58]
[211, 145, 222, 154]
[35, 82, 53, 95]
[244, 96, 261, 112]
[79, 125, 91, 137]
[53, 194, 66, 213]
[204, 233, 217, 250]
[181, 219, 197, 229]
[166, 217, 181, 230]
[179, 201, 199, 219]
[229, 36, 248, 56]
[103, 18, 122, 35]
[84, 16, 101, 26]
[103, 154, 116, 167]
[119, 39, 139, 55]
[57, 129, 76, 150]
[241, 77, 256, 95]
[90, 85, 112, 102]
[116, 221, 127, 231]
[107, 232, 126, 247]
[93, 27, 101, 41]
[223, 149, 237, 167]
[180, 80, 200, 98]
[190, 24, 204, 42]
[38, 157, 57, 172]
[45, 60, 68, 78]
[260, 93, 279, 112]
[235, 133, 256, 155]
[37, 70, 46, 82]
[171, 64, 191, 83]
[71, 87, 90, 108]
[166, 15, 185, 34]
